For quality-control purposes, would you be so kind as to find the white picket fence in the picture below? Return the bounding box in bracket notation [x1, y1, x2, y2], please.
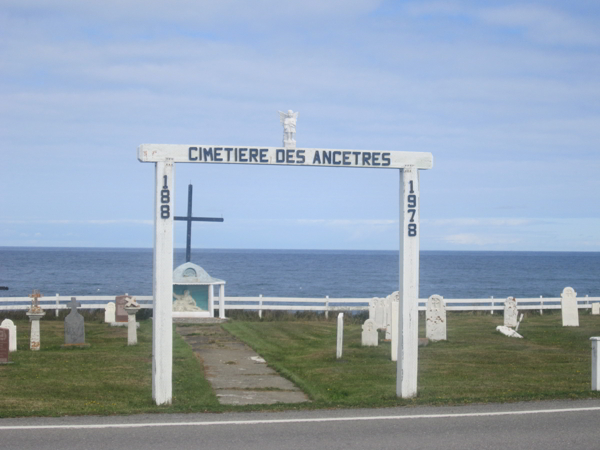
[1, 294, 599, 314]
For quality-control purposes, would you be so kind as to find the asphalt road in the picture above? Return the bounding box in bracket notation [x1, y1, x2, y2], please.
[2, 399, 600, 450]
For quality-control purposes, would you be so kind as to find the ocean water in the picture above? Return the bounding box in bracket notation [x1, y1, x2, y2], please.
[0, 247, 599, 299]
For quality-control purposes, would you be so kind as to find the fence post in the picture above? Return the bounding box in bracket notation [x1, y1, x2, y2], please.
[490, 296, 494, 315]
[258, 294, 263, 319]
[336, 313, 344, 359]
[592, 337, 600, 391]
[325, 295, 329, 319]
[587, 295, 590, 310]
[55, 293, 60, 317]
[540, 295, 543, 315]
[219, 284, 225, 319]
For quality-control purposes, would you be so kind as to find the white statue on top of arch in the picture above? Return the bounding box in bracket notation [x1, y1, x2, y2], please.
[278, 110, 298, 149]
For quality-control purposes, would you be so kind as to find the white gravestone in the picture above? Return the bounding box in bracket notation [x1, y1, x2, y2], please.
[426, 295, 447, 341]
[384, 292, 398, 340]
[1, 319, 17, 352]
[391, 299, 399, 361]
[104, 302, 116, 323]
[504, 297, 518, 328]
[336, 313, 344, 359]
[496, 325, 523, 339]
[592, 303, 600, 315]
[561, 287, 579, 327]
[368, 301, 376, 324]
[369, 298, 386, 331]
[361, 319, 378, 347]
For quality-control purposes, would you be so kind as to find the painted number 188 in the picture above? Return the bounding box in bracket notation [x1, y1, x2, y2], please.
[407, 180, 417, 237]
[161, 175, 170, 219]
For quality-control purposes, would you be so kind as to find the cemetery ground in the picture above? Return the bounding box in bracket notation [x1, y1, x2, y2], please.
[1, 311, 600, 418]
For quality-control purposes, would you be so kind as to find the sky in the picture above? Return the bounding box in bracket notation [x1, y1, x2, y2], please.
[1, 0, 599, 251]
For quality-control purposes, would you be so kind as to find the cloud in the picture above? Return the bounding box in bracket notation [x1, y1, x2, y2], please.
[478, 4, 600, 46]
[444, 233, 520, 246]
[0, 219, 153, 225]
[424, 218, 540, 227]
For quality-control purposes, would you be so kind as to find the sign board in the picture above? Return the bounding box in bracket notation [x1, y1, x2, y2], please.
[138, 144, 433, 169]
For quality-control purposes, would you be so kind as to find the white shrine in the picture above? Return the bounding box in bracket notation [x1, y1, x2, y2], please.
[172, 262, 225, 319]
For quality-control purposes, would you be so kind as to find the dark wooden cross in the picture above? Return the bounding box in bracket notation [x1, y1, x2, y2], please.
[174, 184, 224, 263]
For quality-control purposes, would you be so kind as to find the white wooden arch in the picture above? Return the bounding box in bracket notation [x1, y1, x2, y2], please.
[138, 144, 433, 405]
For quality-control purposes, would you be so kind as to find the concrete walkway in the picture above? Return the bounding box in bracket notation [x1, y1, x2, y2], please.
[176, 324, 310, 406]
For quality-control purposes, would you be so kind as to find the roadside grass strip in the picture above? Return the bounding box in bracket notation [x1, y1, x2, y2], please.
[1, 312, 599, 417]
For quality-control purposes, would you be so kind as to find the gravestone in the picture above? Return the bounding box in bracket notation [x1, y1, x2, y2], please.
[384, 292, 399, 339]
[368, 301, 376, 325]
[561, 287, 579, 327]
[361, 319, 378, 347]
[104, 302, 116, 323]
[496, 325, 523, 339]
[1, 319, 17, 352]
[369, 298, 386, 331]
[504, 297, 518, 327]
[336, 313, 344, 359]
[426, 295, 447, 341]
[0, 327, 10, 363]
[115, 295, 129, 323]
[64, 297, 87, 347]
[592, 303, 600, 315]
[391, 299, 399, 361]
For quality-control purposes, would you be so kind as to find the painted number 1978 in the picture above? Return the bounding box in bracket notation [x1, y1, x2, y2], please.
[407, 180, 417, 237]
[161, 175, 170, 219]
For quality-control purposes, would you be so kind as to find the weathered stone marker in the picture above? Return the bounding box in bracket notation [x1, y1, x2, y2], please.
[27, 289, 45, 351]
[561, 287, 579, 327]
[0, 327, 11, 364]
[591, 337, 600, 391]
[361, 319, 378, 347]
[336, 313, 344, 359]
[138, 131, 433, 403]
[426, 295, 447, 341]
[104, 302, 116, 323]
[115, 295, 129, 323]
[1, 319, 17, 352]
[504, 297, 518, 327]
[64, 297, 87, 347]
[124, 297, 141, 346]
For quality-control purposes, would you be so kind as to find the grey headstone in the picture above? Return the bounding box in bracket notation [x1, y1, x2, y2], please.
[64, 297, 85, 345]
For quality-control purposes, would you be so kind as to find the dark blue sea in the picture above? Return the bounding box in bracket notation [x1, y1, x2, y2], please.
[0, 247, 598, 299]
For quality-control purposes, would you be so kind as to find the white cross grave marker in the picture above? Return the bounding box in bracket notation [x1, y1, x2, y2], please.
[138, 139, 433, 404]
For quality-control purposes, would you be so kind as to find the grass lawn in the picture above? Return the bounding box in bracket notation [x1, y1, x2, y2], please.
[0, 312, 599, 417]
[0, 319, 220, 418]
[223, 312, 600, 407]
